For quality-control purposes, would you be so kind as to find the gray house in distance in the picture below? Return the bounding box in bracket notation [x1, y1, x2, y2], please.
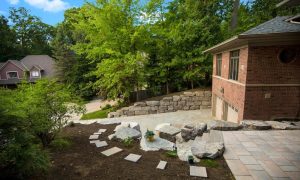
[0, 55, 56, 87]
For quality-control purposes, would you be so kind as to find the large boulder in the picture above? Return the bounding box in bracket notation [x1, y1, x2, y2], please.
[175, 133, 200, 162]
[113, 127, 141, 141]
[181, 123, 207, 141]
[207, 120, 242, 131]
[141, 137, 174, 151]
[265, 121, 300, 130]
[114, 122, 141, 132]
[242, 120, 271, 130]
[191, 130, 225, 159]
[157, 125, 181, 142]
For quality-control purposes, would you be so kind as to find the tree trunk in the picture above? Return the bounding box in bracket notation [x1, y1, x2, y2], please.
[191, 80, 194, 89]
[230, 0, 240, 31]
[166, 82, 169, 94]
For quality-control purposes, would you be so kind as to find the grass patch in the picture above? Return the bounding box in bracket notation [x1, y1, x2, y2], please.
[165, 150, 178, 158]
[199, 159, 219, 168]
[80, 109, 110, 120]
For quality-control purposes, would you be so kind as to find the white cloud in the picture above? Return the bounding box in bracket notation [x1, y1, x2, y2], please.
[7, 0, 20, 5]
[24, 0, 70, 12]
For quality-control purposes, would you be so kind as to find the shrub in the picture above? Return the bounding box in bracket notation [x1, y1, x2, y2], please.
[101, 104, 112, 110]
[50, 138, 71, 150]
[122, 137, 134, 147]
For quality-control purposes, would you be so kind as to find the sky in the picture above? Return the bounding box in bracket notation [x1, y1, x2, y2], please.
[0, 0, 92, 25]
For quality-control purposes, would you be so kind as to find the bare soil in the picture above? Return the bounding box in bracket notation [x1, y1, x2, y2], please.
[35, 123, 234, 180]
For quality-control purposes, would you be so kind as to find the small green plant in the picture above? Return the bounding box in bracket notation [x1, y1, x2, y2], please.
[123, 137, 134, 147]
[144, 129, 155, 142]
[101, 104, 112, 110]
[165, 150, 178, 158]
[200, 159, 219, 168]
[188, 155, 194, 164]
[50, 138, 71, 150]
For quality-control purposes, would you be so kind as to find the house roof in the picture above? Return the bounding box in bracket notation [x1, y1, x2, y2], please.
[0, 60, 28, 71]
[0, 63, 4, 69]
[21, 55, 56, 77]
[204, 16, 300, 53]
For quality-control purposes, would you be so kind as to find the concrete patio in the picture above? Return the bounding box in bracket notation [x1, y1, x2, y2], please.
[223, 130, 300, 180]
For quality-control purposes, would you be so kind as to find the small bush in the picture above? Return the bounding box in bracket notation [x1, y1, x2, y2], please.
[101, 104, 112, 110]
[123, 137, 133, 147]
[165, 150, 177, 158]
[50, 138, 71, 150]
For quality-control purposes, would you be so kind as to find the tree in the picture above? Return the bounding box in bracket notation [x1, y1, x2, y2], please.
[0, 16, 17, 62]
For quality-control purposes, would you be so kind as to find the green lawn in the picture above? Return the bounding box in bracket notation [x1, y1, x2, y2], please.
[80, 109, 110, 120]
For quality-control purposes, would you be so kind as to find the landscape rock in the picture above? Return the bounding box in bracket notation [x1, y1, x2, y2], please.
[141, 137, 174, 151]
[207, 120, 242, 131]
[242, 120, 271, 130]
[181, 123, 207, 141]
[265, 121, 300, 130]
[114, 127, 142, 141]
[157, 125, 181, 142]
[145, 101, 160, 106]
[175, 133, 200, 162]
[134, 102, 146, 107]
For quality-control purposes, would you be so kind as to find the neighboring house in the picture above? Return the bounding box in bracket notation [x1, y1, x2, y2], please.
[204, 15, 300, 123]
[0, 55, 56, 87]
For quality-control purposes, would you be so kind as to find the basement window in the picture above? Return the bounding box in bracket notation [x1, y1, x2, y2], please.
[278, 48, 296, 64]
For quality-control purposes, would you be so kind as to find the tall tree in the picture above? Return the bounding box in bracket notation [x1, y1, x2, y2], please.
[0, 15, 16, 62]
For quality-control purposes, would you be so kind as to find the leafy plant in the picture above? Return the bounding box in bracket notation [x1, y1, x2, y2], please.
[165, 150, 178, 158]
[102, 104, 112, 110]
[122, 137, 134, 147]
[50, 138, 71, 150]
[144, 129, 155, 139]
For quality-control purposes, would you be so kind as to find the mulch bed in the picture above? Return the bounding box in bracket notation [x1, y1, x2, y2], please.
[36, 123, 234, 180]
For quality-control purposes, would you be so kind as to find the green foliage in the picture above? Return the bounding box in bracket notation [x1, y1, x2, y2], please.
[50, 138, 72, 150]
[144, 129, 155, 139]
[165, 150, 178, 158]
[199, 159, 219, 168]
[102, 104, 112, 110]
[122, 137, 134, 147]
[80, 109, 110, 120]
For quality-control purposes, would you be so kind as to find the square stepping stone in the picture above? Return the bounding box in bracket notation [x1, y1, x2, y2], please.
[190, 166, 208, 178]
[95, 141, 108, 148]
[124, 153, 142, 162]
[90, 140, 100, 144]
[98, 129, 107, 133]
[94, 132, 102, 135]
[101, 147, 123, 156]
[156, 160, 167, 170]
[89, 134, 99, 140]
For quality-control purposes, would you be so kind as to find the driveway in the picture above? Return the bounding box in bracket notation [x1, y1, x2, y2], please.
[223, 130, 300, 180]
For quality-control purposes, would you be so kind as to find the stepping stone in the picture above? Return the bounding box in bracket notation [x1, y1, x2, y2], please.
[190, 166, 208, 177]
[89, 134, 99, 140]
[95, 141, 108, 148]
[156, 160, 167, 170]
[94, 132, 102, 135]
[98, 129, 107, 133]
[101, 147, 123, 156]
[124, 153, 142, 162]
[90, 140, 100, 144]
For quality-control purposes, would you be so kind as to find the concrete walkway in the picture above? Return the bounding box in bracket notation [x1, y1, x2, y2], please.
[223, 130, 300, 180]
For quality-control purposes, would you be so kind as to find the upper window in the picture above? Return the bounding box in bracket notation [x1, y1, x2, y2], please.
[229, 50, 239, 81]
[31, 71, 39, 77]
[278, 48, 296, 64]
[216, 54, 222, 76]
[7, 72, 18, 79]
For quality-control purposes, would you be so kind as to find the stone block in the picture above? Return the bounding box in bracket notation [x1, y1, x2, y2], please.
[135, 110, 148, 115]
[165, 110, 175, 113]
[186, 101, 195, 106]
[190, 166, 208, 177]
[184, 92, 195, 96]
[159, 106, 168, 110]
[204, 91, 212, 97]
[174, 105, 183, 110]
[183, 106, 190, 110]
[162, 97, 173, 101]
[158, 109, 165, 113]
[181, 96, 191, 101]
[173, 95, 181, 101]
[145, 101, 160, 106]
[95, 141, 108, 148]
[133, 102, 146, 107]
[150, 106, 159, 111]
[193, 101, 202, 106]
[89, 134, 99, 140]
[101, 147, 123, 156]
[190, 105, 200, 110]
[242, 120, 272, 130]
[160, 101, 170, 106]
[168, 106, 174, 110]
[158, 125, 181, 142]
[195, 91, 205, 96]
[200, 105, 210, 109]
[149, 110, 157, 114]
[141, 106, 151, 111]
[127, 111, 135, 116]
[202, 101, 211, 106]
[178, 101, 186, 106]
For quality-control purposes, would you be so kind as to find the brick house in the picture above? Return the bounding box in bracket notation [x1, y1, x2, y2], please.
[204, 16, 300, 123]
[0, 55, 56, 87]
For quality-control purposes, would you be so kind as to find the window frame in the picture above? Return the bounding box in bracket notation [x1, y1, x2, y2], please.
[31, 71, 40, 77]
[216, 54, 222, 76]
[7, 71, 19, 79]
[229, 50, 240, 81]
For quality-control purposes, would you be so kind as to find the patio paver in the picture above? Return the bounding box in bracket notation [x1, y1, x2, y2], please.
[124, 153, 142, 162]
[189, 166, 207, 177]
[156, 160, 167, 170]
[95, 141, 108, 148]
[89, 134, 99, 140]
[101, 147, 123, 156]
[223, 130, 300, 180]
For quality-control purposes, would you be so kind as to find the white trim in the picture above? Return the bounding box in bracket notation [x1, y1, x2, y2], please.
[213, 76, 300, 87]
[6, 71, 19, 79]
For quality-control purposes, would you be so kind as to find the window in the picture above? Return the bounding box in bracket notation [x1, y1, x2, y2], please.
[31, 71, 39, 77]
[216, 54, 222, 76]
[229, 50, 239, 81]
[278, 48, 296, 64]
[7, 72, 18, 79]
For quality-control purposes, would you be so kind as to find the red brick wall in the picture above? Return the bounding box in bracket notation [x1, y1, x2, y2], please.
[243, 45, 300, 120]
[0, 62, 24, 79]
[212, 46, 249, 122]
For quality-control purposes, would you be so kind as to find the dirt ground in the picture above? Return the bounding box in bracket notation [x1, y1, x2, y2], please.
[36, 123, 234, 180]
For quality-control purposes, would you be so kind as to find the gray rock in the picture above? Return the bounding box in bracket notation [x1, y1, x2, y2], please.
[181, 123, 207, 141]
[162, 97, 173, 101]
[158, 125, 181, 142]
[173, 95, 181, 101]
[183, 92, 195, 96]
[114, 127, 141, 141]
[107, 112, 119, 118]
[242, 120, 271, 130]
[265, 121, 300, 130]
[175, 133, 200, 162]
[134, 102, 146, 107]
[146, 101, 160, 106]
[141, 137, 174, 151]
[191, 130, 225, 159]
[135, 110, 148, 115]
[207, 120, 242, 131]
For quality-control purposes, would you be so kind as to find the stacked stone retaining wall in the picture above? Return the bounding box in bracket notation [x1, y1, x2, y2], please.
[108, 90, 212, 118]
